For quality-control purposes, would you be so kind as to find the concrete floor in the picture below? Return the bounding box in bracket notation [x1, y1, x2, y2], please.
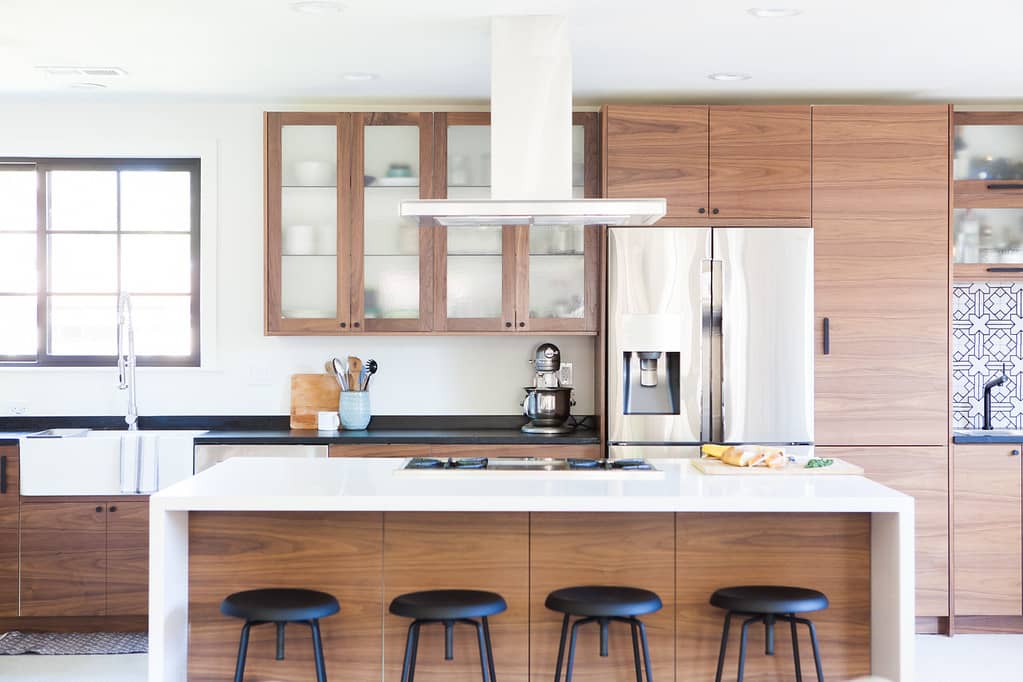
[0, 635, 1019, 680]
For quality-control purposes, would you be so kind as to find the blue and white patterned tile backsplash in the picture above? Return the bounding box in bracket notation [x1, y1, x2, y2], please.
[953, 282, 1023, 429]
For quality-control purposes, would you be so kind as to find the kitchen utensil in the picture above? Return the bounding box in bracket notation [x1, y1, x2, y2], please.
[289, 374, 341, 429]
[363, 359, 378, 390]
[317, 411, 340, 431]
[348, 356, 363, 393]
[521, 386, 575, 434]
[332, 357, 349, 392]
[690, 458, 864, 476]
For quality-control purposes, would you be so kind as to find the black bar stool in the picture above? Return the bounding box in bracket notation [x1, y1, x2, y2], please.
[220, 587, 340, 682]
[544, 585, 662, 682]
[709, 585, 829, 682]
[389, 589, 507, 682]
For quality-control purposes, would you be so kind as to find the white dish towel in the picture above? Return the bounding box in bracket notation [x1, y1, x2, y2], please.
[119, 435, 159, 494]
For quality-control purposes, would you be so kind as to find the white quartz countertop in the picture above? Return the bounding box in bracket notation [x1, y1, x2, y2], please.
[150, 457, 913, 514]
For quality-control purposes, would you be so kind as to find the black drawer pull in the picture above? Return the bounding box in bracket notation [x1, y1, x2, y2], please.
[986, 267, 1023, 273]
[986, 183, 1023, 190]
[823, 317, 831, 355]
[1, 455, 6, 494]
[95, 506, 103, 513]
[109, 505, 118, 512]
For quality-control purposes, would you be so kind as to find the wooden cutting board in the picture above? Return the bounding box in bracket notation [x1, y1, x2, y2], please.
[691, 457, 864, 476]
[290, 373, 340, 430]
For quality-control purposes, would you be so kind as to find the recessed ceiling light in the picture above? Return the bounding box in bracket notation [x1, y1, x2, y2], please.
[342, 72, 379, 81]
[69, 82, 107, 89]
[289, 0, 345, 14]
[708, 73, 752, 82]
[747, 8, 802, 18]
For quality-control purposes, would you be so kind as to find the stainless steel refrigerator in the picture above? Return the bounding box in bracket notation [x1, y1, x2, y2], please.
[607, 227, 814, 459]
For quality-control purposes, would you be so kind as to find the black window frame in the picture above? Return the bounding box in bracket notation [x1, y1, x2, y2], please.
[0, 157, 201, 367]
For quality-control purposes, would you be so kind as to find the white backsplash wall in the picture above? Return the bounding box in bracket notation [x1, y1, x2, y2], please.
[0, 97, 595, 416]
[953, 282, 1023, 429]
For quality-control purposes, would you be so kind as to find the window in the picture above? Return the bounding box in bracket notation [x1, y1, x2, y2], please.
[0, 158, 200, 366]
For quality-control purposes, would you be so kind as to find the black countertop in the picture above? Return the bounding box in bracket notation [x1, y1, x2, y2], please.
[952, 429, 1023, 444]
[0, 415, 600, 447]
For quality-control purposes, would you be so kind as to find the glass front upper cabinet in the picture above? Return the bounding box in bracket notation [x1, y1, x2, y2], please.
[353, 113, 434, 332]
[266, 113, 347, 333]
[953, 113, 1023, 277]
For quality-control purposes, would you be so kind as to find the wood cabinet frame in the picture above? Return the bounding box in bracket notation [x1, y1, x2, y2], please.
[0, 446, 17, 617]
[351, 112, 436, 333]
[952, 111, 1023, 281]
[265, 112, 353, 335]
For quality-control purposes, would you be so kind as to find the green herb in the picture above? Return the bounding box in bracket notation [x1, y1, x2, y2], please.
[805, 458, 834, 469]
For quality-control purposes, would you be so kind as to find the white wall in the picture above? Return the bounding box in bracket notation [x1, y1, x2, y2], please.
[0, 97, 594, 416]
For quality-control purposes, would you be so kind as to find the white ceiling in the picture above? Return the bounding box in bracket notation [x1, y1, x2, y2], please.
[0, 0, 1019, 103]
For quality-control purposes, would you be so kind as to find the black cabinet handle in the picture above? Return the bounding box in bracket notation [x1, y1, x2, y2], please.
[986, 183, 1023, 190]
[505, 322, 512, 328]
[353, 322, 360, 328]
[823, 317, 831, 355]
[518, 322, 525, 328]
[95, 506, 103, 513]
[986, 267, 1023, 273]
[339, 322, 347, 328]
[712, 208, 720, 215]
[1, 455, 6, 494]
[109, 505, 118, 512]
[698, 208, 706, 214]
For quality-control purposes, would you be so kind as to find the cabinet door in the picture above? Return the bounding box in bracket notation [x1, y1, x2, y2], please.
[604, 105, 709, 222]
[709, 106, 811, 220]
[352, 112, 434, 332]
[21, 501, 107, 616]
[0, 447, 18, 616]
[106, 500, 149, 615]
[813, 106, 950, 445]
[954, 444, 1022, 616]
[821, 447, 949, 617]
[266, 112, 352, 334]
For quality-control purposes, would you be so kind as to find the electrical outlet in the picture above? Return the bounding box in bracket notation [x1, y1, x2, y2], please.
[7, 401, 28, 416]
[558, 363, 574, 387]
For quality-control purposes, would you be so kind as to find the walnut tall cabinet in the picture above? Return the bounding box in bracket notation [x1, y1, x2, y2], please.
[812, 105, 952, 622]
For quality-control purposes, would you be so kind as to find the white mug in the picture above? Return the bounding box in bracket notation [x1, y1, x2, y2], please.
[317, 411, 340, 431]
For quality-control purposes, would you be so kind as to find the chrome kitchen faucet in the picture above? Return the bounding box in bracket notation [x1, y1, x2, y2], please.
[117, 291, 139, 431]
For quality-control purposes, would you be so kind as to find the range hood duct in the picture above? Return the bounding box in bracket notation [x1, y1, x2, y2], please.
[401, 16, 665, 227]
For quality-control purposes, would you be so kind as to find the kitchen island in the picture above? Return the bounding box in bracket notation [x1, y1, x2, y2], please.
[149, 457, 913, 682]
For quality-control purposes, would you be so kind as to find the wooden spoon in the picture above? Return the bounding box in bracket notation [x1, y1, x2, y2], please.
[348, 356, 363, 392]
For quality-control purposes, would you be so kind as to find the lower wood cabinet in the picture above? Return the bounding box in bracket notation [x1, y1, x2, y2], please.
[0, 446, 19, 617]
[20, 499, 149, 617]
[953, 444, 1023, 616]
[819, 446, 950, 617]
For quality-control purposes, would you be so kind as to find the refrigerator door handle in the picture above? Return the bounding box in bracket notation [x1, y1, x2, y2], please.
[702, 257, 723, 443]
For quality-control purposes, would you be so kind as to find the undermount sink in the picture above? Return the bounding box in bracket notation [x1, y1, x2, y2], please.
[955, 429, 1023, 437]
[19, 430, 205, 496]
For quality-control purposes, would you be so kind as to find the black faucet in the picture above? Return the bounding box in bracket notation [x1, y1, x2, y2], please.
[983, 365, 1009, 430]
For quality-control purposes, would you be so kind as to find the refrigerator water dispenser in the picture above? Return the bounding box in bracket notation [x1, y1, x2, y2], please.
[622, 351, 681, 415]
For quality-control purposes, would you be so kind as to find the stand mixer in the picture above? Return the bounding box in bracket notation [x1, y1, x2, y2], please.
[521, 343, 576, 434]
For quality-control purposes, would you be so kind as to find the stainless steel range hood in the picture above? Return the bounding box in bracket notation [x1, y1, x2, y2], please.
[401, 16, 666, 227]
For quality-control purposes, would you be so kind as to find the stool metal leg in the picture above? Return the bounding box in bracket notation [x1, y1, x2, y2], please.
[444, 620, 456, 660]
[630, 620, 643, 682]
[737, 616, 760, 682]
[714, 612, 732, 682]
[636, 619, 654, 682]
[798, 617, 824, 682]
[789, 614, 803, 682]
[599, 618, 610, 657]
[276, 621, 286, 660]
[764, 614, 775, 656]
[401, 621, 421, 682]
[233, 622, 252, 682]
[309, 619, 327, 682]
[482, 616, 497, 682]
[472, 619, 492, 682]
[565, 618, 588, 682]
[554, 614, 570, 682]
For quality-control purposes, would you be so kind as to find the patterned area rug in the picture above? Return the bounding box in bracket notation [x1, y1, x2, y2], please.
[0, 631, 148, 655]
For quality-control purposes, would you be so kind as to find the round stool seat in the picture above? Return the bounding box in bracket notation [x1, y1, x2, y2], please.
[389, 589, 508, 621]
[710, 585, 829, 615]
[545, 586, 663, 618]
[221, 588, 340, 622]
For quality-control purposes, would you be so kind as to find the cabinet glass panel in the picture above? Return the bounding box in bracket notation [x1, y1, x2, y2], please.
[447, 225, 502, 319]
[280, 124, 337, 319]
[955, 126, 1023, 181]
[529, 225, 585, 318]
[363, 125, 419, 319]
[954, 208, 1023, 264]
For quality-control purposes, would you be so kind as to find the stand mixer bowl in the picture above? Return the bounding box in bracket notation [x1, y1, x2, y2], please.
[522, 387, 575, 432]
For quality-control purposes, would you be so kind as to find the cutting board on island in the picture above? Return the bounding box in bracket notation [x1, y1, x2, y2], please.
[691, 457, 864, 476]
[290, 373, 340, 430]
